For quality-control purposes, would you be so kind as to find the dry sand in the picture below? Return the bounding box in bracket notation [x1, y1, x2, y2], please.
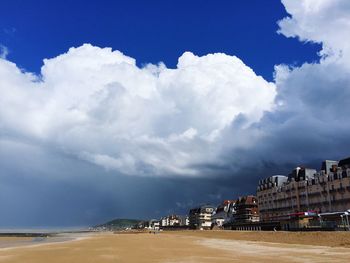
[0, 231, 349, 262]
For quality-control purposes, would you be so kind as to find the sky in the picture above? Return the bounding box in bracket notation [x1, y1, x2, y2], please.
[0, 0, 321, 81]
[1, 0, 350, 227]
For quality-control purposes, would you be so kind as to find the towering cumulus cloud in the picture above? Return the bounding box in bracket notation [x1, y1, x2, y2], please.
[258, 0, 350, 164]
[2, 0, 350, 180]
[0, 46, 276, 176]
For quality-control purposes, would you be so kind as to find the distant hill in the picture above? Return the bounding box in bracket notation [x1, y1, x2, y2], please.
[95, 218, 143, 230]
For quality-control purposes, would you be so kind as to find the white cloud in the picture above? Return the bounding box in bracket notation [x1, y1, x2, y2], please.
[3, 1, 349, 179]
[190, 0, 350, 172]
[276, 0, 350, 121]
[251, 0, 350, 165]
[279, 0, 350, 63]
[0, 44, 276, 176]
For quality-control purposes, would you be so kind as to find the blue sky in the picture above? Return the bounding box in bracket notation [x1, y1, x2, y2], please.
[1, 0, 350, 227]
[1, 0, 320, 80]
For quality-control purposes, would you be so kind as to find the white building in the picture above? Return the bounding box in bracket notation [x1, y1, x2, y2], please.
[161, 215, 189, 227]
[189, 205, 215, 230]
[149, 219, 160, 230]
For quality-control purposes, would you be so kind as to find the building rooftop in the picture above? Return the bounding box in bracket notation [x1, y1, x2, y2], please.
[339, 157, 350, 168]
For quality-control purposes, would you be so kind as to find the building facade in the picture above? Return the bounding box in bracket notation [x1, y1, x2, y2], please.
[149, 219, 160, 230]
[232, 195, 259, 224]
[211, 200, 236, 227]
[161, 215, 189, 227]
[257, 158, 350, 223]
[188, 205, 215, 230]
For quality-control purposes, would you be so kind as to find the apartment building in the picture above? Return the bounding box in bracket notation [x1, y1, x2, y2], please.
[149, 219, 160, 230]
[211, 200, 236, 227]
[232, 195, 259, 224]
[161, 215, 189, 227]
[188, 205, 215, 230]
[161, 215, 179, 227]
[257, 158, 350, 223]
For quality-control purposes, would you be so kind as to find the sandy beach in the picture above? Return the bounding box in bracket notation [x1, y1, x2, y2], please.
[0, 231, 349, 262]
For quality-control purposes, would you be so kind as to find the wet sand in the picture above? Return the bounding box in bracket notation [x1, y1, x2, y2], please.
[0, 237, 33, 249]
[0, 233, 89, 250]
[0, 231, 349, 262]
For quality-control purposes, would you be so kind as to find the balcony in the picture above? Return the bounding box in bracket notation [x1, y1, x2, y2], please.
[308, 201, 324, 206]
[337, 187, 346, 194]
[308, 192, 321, 196]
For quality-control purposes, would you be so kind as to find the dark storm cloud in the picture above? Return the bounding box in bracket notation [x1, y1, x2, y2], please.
[0, 141, 253, 227]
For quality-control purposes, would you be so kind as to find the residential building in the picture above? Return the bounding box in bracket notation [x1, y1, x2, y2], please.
[135, 220, 150, 229]
[160, 214, 188, 227]
[149, 219, 160, 230]
[161, 217, 168, 227]
[257, 157, 350, 227]
[188, 205, 215, 230]
[211, 200, 236, 227]
[178, 215, 190, 226]
[232, 195, 259, 224]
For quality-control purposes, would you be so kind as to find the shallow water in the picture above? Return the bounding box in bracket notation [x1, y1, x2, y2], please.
[0, 232, 91, 249]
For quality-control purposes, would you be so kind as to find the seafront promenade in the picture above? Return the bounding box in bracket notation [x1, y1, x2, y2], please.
[0, 231, 349, 262]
